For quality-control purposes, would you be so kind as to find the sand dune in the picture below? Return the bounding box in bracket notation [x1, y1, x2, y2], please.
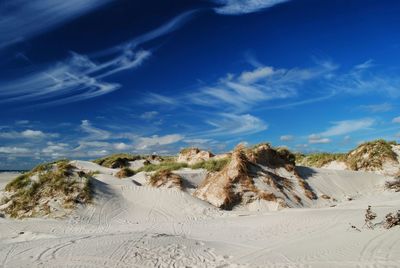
[0, 159, 399, 267]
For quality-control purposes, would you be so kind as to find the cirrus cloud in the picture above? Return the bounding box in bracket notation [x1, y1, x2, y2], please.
[213, 0, 290, 15]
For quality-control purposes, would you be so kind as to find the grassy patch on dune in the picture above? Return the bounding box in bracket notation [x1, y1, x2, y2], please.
[137, 161, 188, 173]
[93, 153, 143, 168]
[135, 157, 231, 173]
[347, 139, 398, 171]
[148, 170, 183, 189]
[295, 153, 347, 168]
[190, 158, 231, 172]
[3, 160, 92, 218]
[115, 167, 136, 178]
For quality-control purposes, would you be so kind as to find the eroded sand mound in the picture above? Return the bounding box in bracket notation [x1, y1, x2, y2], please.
[177, 148, 214, 165]
[0, 161, 92, 218]
[148, 170, 184, 189]
[347, 140, 400, 175]
[297, 140, 400, 176]
[194, 144, 316, 210]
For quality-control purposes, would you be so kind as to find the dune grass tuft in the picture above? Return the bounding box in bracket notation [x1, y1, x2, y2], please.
[116, 167, 136, 178]
[148, 169, 183, 189]
[93, 153, 143, 168]
[190, 158, 231, 172]
[347, 139, 398, 171]
[295, 153, 347, 168]
[137, 161, 188, 173]
[2, 160, 92, 218]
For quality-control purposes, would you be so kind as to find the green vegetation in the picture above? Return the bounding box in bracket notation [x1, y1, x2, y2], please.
[116, 167, 136, 178]
[148, 169, 183, 189]
[190, 158, 231, 172]
[276, 147, 296, 166]
[3, 160, 92, 218]
[134, 157, 231, 173]
[347, 139, 398, 171]
[137, 161, 188, 173]
[5, 173, 31, 192]
[295, 140, 398, 170]
[179, 147, 199, 154]
[295, 153, 347, 168]
[93, 153, 143, 168]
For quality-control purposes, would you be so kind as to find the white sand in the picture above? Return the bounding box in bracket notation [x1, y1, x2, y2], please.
[0, 163, 399, 267]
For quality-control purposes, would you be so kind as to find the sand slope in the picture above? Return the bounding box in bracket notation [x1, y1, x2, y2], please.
[0, 163, 399, 267]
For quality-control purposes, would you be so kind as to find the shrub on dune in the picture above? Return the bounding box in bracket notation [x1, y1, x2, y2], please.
[295, 153, 346, 168]
[148, 169, 183, 189]
[1, 160, 92, 218]
[190, 158, 231, 172]
[93, 153, 143, 168]
[116, 167, 136, 178]
[137, 161, 188, 173]
[346, 139, 398, 171]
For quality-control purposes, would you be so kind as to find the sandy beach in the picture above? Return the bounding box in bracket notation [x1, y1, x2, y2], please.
[0, 163, 399, 267]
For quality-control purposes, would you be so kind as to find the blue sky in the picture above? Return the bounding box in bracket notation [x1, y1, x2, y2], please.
[1, 0, 400, 169]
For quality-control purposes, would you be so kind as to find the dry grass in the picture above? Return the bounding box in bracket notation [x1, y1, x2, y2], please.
[190, 157, 231, 172]
[259, 192, 277, 202]
[293, 194, 302, 203]
[385, 178, 400, 192]
[179, 147, 200, 155]
[116, 167, 136, 178]
[347, 139, 398, 171]
[294, 170, 317, 200]
[246, 144, 296, 171]
[93, 153, 143, 168]
[295, 153, 347, 168]
[148, 170, 183, 189]
[137, 161, 188, 173]
[2, 161, 92, 218]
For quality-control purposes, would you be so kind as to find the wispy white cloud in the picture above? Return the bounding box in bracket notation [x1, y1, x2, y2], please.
[140, 111, 159, 120]
[0, 0, 112, 48]
[80, 120, 110, 140]
[135, 134, 184, 151]
[145, 93, 179, 106]
[188, 61, 337, 111]
[0, 50, 149, 105]
[280, 135, 294, 141]
[0, 11, 196, 105]
[359, 103, 393, 113]
[331, 61, 400, 98]
[0, 146, 31, 154]
[41, 142, 69, 158]
[0, 129, 58, 139]
[308, 134, 331, 144]
[15, 120, 30, 125]
[319, 118, 375, 137]
[392, 116, 400, 124]
[213, 0, 290, 15]
[21, 129, 46, 139]
[204, 113, 268, 136]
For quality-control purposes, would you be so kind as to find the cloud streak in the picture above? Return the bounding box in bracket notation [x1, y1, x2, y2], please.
[0, 10, 196, 106]
[213, 0, 290, 15]
[204, 113, 268, 137]
[0, 0, 112, 49]
[188, 61, 337, 111]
